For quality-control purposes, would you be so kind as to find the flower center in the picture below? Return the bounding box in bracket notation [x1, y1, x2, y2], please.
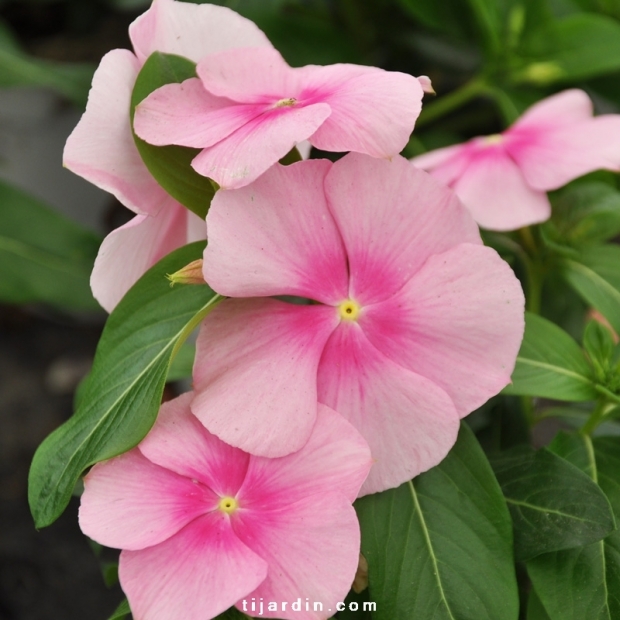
[483, 134, 503, 146]
[218, 496, 239, 514]
[338, 299, 361, 321]
[274, 97, 297, 108]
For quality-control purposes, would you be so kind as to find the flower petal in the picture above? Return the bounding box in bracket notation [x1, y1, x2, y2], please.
[129, 0, 272, 64]
[324, 153, 481, 303]
[120, 512, 267, 620]
[237, 404, 371, 509]
[192, 298, 339, 458]
[233, 494, 360, 620]
[453, 146, 551, 230]
[79, 449, 217, 551]
[90, 205, 199, 312]
[317, 323, 460, 495]
[190, 102, 331, 189]
[362, 243, 525, 417]
[134, 78, 263, 148]
[139, 393, 250, 498]
[305, 64, 424, 157]
[507, 115, 620, 191]
[510, 89, 594, 132]
[197, 46, 301, 103]
[410, 143, 472, 186]
[63, 49, 168, 216]
[203, 159, 348, 303]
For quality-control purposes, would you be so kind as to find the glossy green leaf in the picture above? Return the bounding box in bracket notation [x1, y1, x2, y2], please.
[29, 242, 222, 528]
[523, 14, 620, 82]
[355, 423, 518, 620]
[526, 433, 620, 620]
[491, 444, 615, 561]
[108, 599, 130, 620]
[166, 341, 195, 382]
[503, 312, 597, 401]
[131, 52, 215, 219]
[563, 245, 620, 336]
[0, 179, 101, 310]
[0, 18, 94, 106]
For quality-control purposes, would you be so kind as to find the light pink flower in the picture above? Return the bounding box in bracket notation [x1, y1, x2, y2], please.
[133, 46, 426, 189]
[191, 153, 525, 495]
[63, 0, 272, 311]
[79, 392, 371, 620]
[411, 89, 620, 231]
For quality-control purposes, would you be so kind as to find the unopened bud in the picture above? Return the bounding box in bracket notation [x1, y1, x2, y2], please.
[167, 259, 206, 286]
[516, 62, 564, 86]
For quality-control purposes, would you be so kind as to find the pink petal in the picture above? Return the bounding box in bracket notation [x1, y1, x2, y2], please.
[317, 323, 460, 495]
[510, 89, 594, 133]
[233, 494, 360, 620]
[120, 512, 267, 620]
[138, 393, 250, 498]
[362, 243, 525, 418]
[129, 0, 272, 65]
[203, 159, 348, 303]
[410, 143, 472, 186]
[452, 146, 551, 230]
[63, 49, 169, 217]
[134, 78, 262, 148]
[197, 47, 301, 103]
[237, 404, 371, 509]
[90, 205, 199, 312]
[324, 153, 481, 304]
[191, 299, 339, 458]
[304, 64, 424, 157]
[190, 102, 331, 189]
[507, 115, 620, 191]
[79, 450, 218, 551]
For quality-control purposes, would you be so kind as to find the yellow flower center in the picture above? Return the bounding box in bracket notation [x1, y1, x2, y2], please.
[218, 496, 239, 514]
[338, 300, 361, 321]
[274, 97, 297, 108]
[483, 134, 503, 146]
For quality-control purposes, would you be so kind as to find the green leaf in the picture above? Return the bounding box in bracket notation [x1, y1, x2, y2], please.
[0, 179, 101, 310]
[527, 589, 552, 620]
[503, 312, 597, 401]
[563, 245, 620, 336]
[584, 320, 616, 381]
[131, 52, 215, 219]
[490, 444, 615, 561]
[355, 423, 518, 620]
[549, 181, 620, 246]
[166, 341, 195, 382]
[526, 433, 620, 620]
[0, 18, 94, 107]
[108, 599, 130, 620]
[521, 14, 620, 82]
[29, 242, 222, 528]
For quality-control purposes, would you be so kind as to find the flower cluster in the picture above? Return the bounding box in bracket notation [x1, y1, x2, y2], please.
[61, 0, 620, 617]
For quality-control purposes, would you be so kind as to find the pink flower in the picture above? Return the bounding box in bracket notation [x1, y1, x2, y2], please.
[191, 153, 525, 495]
[63, 0, 272, 310]
[133, 46, 426, 189]
[79, 392, 371, 620]
[411, 89, 620, 231]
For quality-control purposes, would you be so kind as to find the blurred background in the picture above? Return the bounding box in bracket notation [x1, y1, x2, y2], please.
[2, 0, 620, 618]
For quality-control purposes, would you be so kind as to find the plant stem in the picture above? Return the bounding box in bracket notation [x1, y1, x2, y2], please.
[518, 227, 543, 315]
[416, 77, 488, 128]
[580, 399, 609, 436]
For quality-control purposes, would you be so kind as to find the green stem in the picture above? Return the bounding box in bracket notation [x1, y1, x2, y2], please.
[518, 227, 543, 315]
[416, 77, 488, 128]
[580, 399, 609, 436]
